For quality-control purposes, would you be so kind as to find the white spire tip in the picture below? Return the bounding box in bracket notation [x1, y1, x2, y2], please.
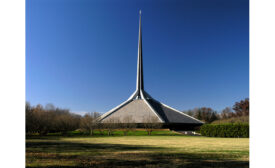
[139, 10, 142, 15]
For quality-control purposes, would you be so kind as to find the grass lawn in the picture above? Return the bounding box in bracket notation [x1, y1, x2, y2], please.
[26, 130, 249, 168]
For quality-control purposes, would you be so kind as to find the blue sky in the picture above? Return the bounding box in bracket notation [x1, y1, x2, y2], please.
[26, 0, 249, 114]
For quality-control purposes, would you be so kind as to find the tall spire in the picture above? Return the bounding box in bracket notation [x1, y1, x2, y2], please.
[136, 10, 144, 98]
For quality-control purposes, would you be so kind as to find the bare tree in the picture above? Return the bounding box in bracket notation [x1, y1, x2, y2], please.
[121, 115, 136, 136]
[103, 117, 120, 136]
[185, 110, 195, 117]
[26, 102, 81, 135]
[26, 102, 37, 134]
[45, 103, 55, 111]
[221, 107, 233, 119]
[142, 115, 162, 135]
[26, 103, 52, 135]
[96, 122, 105, 135]
[233, 98, 249, 116]
[54, 111, 80, 135]
[80, 112, 101, 135]
[32, 104, 56, 135]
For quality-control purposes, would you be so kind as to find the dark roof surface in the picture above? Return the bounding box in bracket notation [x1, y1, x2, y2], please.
[147, 99, 203, 124]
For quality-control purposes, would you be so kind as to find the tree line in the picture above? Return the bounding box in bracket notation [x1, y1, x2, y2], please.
[26, 103, 81, 135]
[26, 102, 161, 136]
[183, 98, 249, 123]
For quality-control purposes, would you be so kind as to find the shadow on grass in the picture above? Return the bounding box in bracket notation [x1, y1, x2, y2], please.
[26, 139, 248, 168]
[26, 141, 165, 154]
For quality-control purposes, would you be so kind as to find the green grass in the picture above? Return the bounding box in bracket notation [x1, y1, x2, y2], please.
[43, 129, 179, 136]
[26, 130, 249, 168]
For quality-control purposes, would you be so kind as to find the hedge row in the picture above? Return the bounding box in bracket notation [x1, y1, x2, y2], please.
[200, 123, 249, 138]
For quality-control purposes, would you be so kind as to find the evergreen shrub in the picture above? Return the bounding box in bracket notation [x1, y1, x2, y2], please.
[200, 123, 249, 138]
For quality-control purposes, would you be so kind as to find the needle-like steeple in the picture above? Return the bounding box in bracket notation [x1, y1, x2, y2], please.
[135, 10, 144, 99]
